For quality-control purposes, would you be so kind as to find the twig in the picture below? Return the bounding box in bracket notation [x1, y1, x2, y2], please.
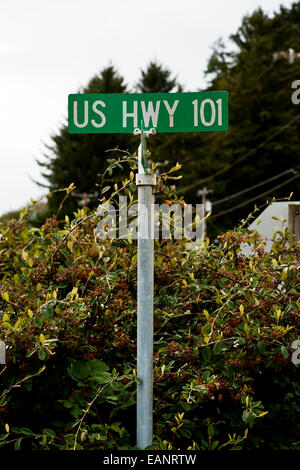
[73, 374, 126, 450]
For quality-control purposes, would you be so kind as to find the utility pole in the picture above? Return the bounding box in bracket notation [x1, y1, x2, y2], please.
[273, 48, 300, 64]
[71, 192, 98, 207]
[197, 187, 213, 237]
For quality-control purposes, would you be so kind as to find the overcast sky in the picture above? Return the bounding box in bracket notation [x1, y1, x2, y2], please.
[0, 0, 296, 216]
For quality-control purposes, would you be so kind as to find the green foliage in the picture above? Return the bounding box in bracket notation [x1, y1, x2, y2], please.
[196, 3, 300, 237]
[136, 60, 179, 93]
[0, 157, 299, 450]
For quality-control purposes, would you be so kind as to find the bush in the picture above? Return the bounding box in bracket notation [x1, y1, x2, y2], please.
[0, 156, 299, 450]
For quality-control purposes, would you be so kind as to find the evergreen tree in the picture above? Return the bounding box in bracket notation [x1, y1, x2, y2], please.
[179, 3, 300, 237]
[37, 65, 133, 218]
[136, 61, 178, 93]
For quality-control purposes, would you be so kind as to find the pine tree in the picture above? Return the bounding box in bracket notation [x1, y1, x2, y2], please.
[37, 65, 133, 217]
[136, 61, 178, 93]
[179, 4, 300, 237]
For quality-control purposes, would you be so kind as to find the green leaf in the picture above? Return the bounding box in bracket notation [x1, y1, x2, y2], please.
[202, 348, 211, 362]
[280, 346, 289, 359]
[34, 317, 43, 328]
[41, 302, 55, 319]
[38, 349, 48, 361]
[87, 372, 112, 384]
[67, 359, 110, 382]
[42, 428, 56, 437]
[213, 341, 224, 355]
[211, 440, 219, 450]
[19, 427, 32, 435]
[14, 438, 21, 450]
[238, 337, 247, 345]
[202, 370, 210, 383]
[208, 424, 215, 438]
[257, 342, 266, 354]
[26, 347, 37, 358]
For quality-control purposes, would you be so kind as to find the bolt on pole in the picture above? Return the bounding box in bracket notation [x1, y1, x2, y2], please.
[134, 127, 156, 450]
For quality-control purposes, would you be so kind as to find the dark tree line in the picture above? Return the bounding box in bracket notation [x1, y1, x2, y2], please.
[38, 2, 300, 237]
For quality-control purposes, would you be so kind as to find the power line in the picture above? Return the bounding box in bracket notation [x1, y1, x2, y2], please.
[209, 172, 300, 221]
[273, 48, 300, 64]
[212, 166, 299, 207]
[179, 114, 300, 194]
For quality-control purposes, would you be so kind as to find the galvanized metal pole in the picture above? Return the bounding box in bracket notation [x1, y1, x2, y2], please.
[135, 128, 156, 450]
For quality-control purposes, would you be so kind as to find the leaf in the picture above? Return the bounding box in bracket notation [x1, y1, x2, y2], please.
[41, 303, 54, 319]
[38, 349, 48, 361]
[14, 438, 21, 450]
[5, 423, 9, 434]
[127, 232, 133, 244]
[2, 292, 9, 302]
[281, 268, 288, 281]
[87, 372, 111, 384]
[211, 440, 219, 450]
[280, 346, 289, 359]
[213, 341, 224, 355]
[203, 309, 210, 320]
[67, 241, 73, 251]
[257, 342, 266, 354]
[208, 424, 215, 438]
[67, 359, 109, 381]
[34, 317, 43, 327]
[67, 182, 75, 193]
[258, 411, 269, 418]
[203, 370, 210, 382]
[39, 333, 45, 345]
[19, 427, 33, 435]
[202, 348, 211, 362]
[26, 348, 37, 358]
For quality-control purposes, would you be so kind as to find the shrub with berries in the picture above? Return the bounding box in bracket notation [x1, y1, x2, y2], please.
[0, 155, 299, 450]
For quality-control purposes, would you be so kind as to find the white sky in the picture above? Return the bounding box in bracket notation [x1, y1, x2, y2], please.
[0, 0, 296, 215]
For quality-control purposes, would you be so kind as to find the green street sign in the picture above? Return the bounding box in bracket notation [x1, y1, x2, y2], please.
[68, 91, 228, 134]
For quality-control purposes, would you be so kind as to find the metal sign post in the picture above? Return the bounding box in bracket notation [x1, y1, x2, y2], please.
[67, 90, 228, 450]
[134, 127, 156, 449]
